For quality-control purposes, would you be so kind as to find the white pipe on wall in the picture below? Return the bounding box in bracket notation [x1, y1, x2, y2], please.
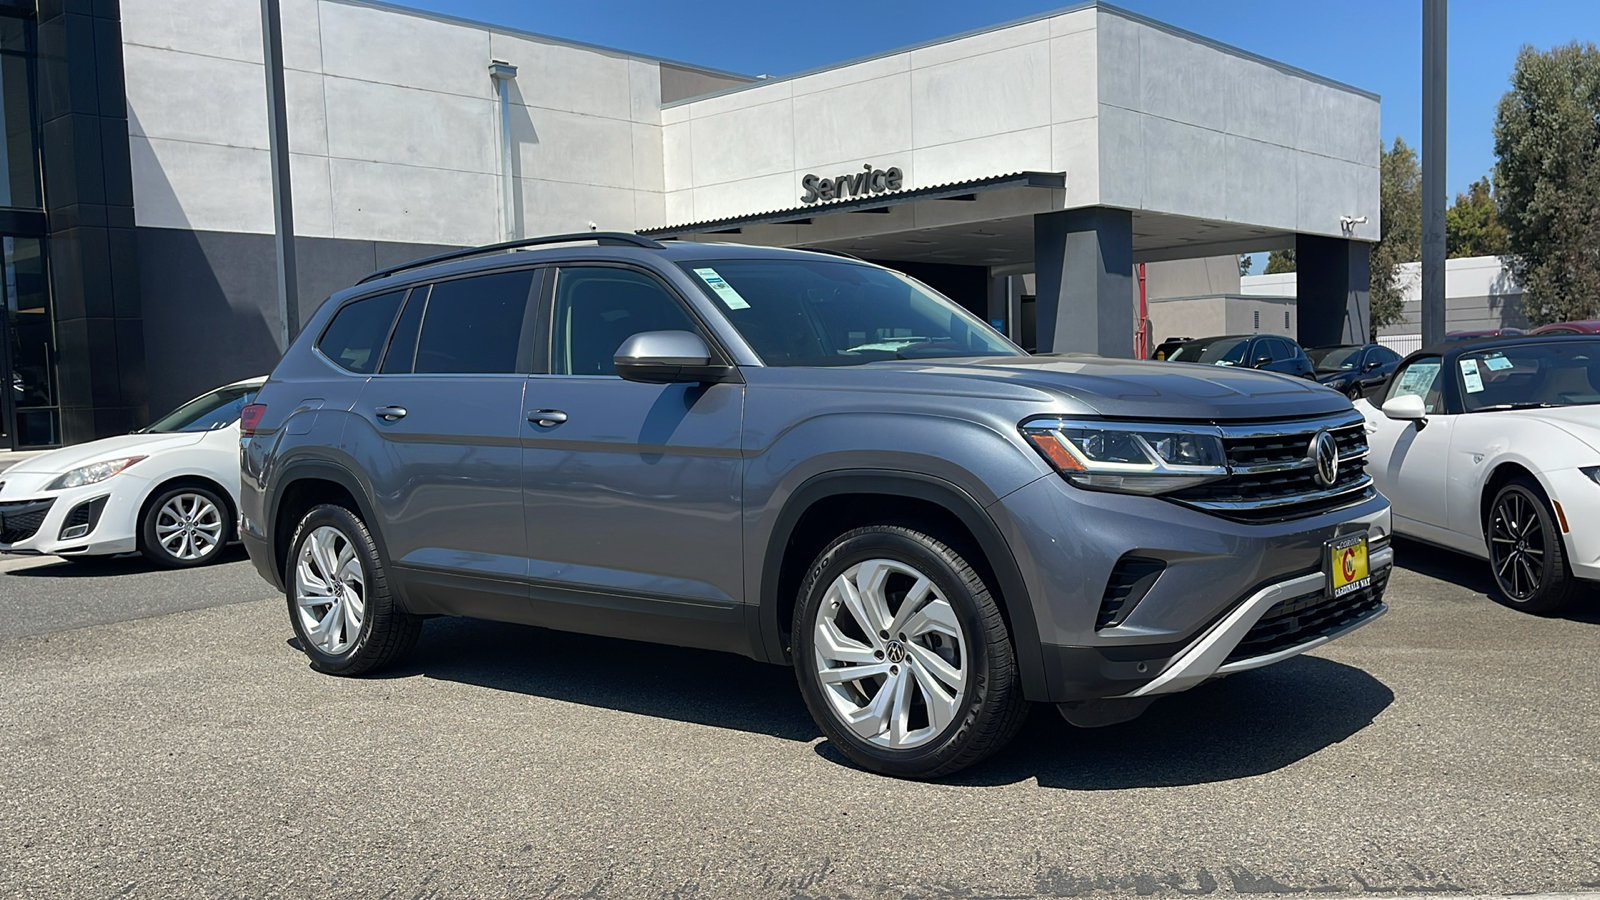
[489, 60, 518, 242]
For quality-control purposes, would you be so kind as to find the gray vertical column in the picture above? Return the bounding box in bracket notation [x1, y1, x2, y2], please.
[1420, 0, 1448, 345]
[1032, 208, 1134, 357]
[37, 0, 146, 443]
[261, 0, 298, 350]
[1296, 235, 1372, 347]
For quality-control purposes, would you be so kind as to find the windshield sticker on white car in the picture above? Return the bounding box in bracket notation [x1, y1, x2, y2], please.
[692, 268, 751, 310]
[1483, 353, 1513, 371]
[1396, 363, 1438, 397]
[1460, 357, 1484, 393]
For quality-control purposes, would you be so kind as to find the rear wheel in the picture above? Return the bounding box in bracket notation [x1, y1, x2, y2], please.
[139, 485, 230, 568]
[286, 504, 420, 675]
[792, 526, 1027, 779]
[1486, 477, 1580, 615]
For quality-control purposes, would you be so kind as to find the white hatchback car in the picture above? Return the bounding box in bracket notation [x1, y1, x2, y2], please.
[0, 377, 265, 567]
[1361, 336, 1599, 613]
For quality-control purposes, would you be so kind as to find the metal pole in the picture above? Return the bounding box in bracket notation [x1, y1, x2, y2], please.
[1421, 0, 1447, 346]
[489, 61, 518, 241]
[261, 0, 298, 349]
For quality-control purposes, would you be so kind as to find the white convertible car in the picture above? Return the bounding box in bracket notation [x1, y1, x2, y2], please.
[1360, 335, 1600, 613]
[0, 377, 266, 567]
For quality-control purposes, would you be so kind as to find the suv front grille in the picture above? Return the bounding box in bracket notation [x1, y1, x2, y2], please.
[1225, 566, 1390, 664]
[1168, 412, 1373, 522]
[0, 498, 55, 544]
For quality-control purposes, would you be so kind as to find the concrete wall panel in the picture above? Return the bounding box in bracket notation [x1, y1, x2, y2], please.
[517, 178, 637, 234]
[130, 136, 273, 233]
[280, 0, 324, 73]
[124, 45, 267, 149]
[690, 100, 795, 185]
[285, 69, 329, 156]
[122, 0, 263, 64]
[329, 158, 497, 245]
[323, 76, 495, 174]
[908, 18, 1049, 70]
[318, 2, 490, 99]
[1223, 134, 1297, 230]
[913, 127, 1050, 187]
[791, 74, 913, 172]
[663, 121, 692, 193]
[1137, 27, 1226, 133]
[1142, 115, 1226, 220]
[493, 32, 634, 122]
[691, 172, 795, 222]
[289, 153, 334, 238]
[788, 53, 909, 98]
[632, 122, 665, 194]
[1096, 103, 1143, 209]
[514, 108, 635, 189]
[910, 42, 1051, 147]
[1095, 11, 1140, 112]
[1052, 119, 1098, 207]
[1050, 28, 1097, 124]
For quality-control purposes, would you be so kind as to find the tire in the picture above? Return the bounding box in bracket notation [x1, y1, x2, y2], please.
[139, 484, 231, 568]
[1485, 477, 1581, 615]
[286, 504, 420, 676]
[792, 525, 1028, 779]
[1346, 384, 1363, 401]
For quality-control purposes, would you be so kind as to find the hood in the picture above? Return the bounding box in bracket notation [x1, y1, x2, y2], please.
[3, 431, 209, 476]
[875, 356, 1354, 421]
[1504, 406, 1600, 453]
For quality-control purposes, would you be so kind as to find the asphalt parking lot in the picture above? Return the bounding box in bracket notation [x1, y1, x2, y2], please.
[2, 542, 1598, 900]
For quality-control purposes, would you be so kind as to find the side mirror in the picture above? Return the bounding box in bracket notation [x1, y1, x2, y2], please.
[1253, 355, 1273, 367]
[1381, 394, 1428, 423]
[1364, 360, 1382, 372]
[613, 331, 735, 384]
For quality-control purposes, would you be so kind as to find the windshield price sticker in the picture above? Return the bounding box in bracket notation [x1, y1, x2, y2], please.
[692, 267, 751, 310]
[1483, 353, 1514, 371]
[1460, 358, 1485, 393]
[1396, 364, 1438, 397]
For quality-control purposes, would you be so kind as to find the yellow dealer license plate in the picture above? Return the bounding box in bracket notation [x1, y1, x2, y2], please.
[1328, 533, 1370, 598]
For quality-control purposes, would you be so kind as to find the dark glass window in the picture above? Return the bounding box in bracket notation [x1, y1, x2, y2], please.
[1372, 346, 1401, 365]
[413, 270, 533, 374]
[0, 17, 37, 209]
[379, 286, 427, 374]
[317, 290, 404, 374]
[5, 236, 53, 446]
[552, 267, 700, 376]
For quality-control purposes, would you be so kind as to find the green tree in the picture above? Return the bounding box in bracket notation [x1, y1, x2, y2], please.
[1445, 176, 1509, 258]
[1369, 136, 1422, 335]
[1493, 41, 1600, 325]
[1237, 254, 1253, 276]
[1263, 249, 1295, 274]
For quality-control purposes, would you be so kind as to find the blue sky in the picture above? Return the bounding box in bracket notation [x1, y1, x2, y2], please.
[395, 0, 1597, 197]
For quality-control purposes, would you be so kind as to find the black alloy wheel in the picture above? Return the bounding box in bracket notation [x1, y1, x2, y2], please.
[1486, 477, 1580, 615]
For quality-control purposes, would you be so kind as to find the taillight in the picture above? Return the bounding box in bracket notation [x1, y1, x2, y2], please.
[239, 403, 267, 437]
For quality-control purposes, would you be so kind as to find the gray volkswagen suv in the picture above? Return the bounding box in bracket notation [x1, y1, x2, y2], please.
[240, 233, 1392, 778]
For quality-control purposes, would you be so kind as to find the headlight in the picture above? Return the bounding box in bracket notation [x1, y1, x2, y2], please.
[1583, 466, 1600, 486]
[1021, 419, 1227, 495]
[45, 456, 146, 491]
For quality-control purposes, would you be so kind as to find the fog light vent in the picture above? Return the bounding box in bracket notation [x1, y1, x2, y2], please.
[59, 496, 108, 541]
[1097, 556, 1165, 630]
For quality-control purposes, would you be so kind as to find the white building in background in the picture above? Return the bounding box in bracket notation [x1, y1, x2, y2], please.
[16, 0, 1383, 447]
[1243, 255, 1525, 354]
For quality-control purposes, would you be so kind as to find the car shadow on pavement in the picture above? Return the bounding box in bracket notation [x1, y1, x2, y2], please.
[1393, 536, 1600, 624]
[384, 616, 823, 743]
[3, 546, 250, 578]
[391, 617, 1393, 786]
[938, 655, 1393, 789]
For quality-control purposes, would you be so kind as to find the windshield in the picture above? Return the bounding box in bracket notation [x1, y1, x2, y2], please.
[677, 260, 1022, 366]
[1308, 345, 1364, 372]
[1458, 340, 1600, 412]
[144, 383, 260, 433]
[1167, 336, 1249, 366]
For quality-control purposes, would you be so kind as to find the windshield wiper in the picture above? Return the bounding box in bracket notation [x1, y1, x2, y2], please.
[1475, 402, 1558, 411]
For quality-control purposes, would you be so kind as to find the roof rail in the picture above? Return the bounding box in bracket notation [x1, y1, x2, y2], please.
[357, 232, 666, 284]
[799, 247, 864, 261]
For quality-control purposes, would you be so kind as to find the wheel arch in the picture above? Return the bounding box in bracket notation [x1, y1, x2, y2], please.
[268, 459, 389, 588]
[136, 474, 238, 544]
[1479, 460, 1544, 537]
[757, 470, 1048, 700]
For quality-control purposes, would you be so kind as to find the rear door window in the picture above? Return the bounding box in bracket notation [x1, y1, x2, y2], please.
[410, 270, 538, 375]
[317, 290, 405, 374]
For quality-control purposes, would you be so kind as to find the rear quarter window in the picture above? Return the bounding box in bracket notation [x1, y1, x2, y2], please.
[317, 290, 405, 374]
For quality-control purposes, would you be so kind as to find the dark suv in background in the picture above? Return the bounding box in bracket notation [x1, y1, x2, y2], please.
[1163, 334, 1316, 379]
[240, 234, 1392, 778]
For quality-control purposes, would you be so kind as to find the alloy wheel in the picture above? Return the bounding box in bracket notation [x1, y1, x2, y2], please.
[294, 525, 366, 655]
[812, 558, 968, 750]
[154, 493, 225, 561]
[1489, 491, 1545, 601]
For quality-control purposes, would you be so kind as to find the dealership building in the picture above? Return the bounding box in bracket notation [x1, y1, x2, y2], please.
[1, 0, 1382, 448]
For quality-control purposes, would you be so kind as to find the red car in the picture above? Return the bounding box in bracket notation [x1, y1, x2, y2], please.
[1528, 320, 1600, 335]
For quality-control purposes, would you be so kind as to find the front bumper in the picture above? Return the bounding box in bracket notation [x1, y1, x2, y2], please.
[0, 474, 145, 557]
[992, 473, 1392, 702]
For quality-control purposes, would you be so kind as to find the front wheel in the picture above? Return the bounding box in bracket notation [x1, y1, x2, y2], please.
[139, 485, 230, 568]
[286, 504, 420, 675]
[1486, 477, 1580, 615]
[792, 526, 1027, 779]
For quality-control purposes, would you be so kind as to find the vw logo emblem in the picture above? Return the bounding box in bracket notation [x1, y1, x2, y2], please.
[1311, 430, 1340, 487]
[884, 640, 907, 664]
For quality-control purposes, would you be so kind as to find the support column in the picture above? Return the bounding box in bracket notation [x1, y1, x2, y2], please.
[1033, 208, 1133, 357]
[1296, 234, 1371, 347]
[37, 1, 146, 443]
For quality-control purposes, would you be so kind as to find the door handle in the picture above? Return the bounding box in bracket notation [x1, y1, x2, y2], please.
[374, 406, 408, 422]
[528, 409, 568, 427]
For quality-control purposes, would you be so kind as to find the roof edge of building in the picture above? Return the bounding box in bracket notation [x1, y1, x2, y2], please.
[659, 0, 1379, 110]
